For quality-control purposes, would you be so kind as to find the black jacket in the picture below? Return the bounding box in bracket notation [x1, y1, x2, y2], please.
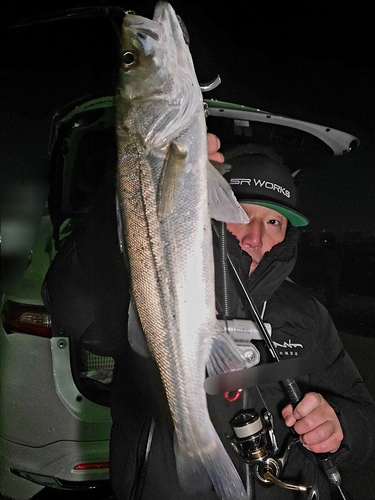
[42, 191, 375, 500]
[209, 223, 375, 498]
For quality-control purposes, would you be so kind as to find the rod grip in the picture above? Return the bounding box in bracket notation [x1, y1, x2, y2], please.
[282, 378, 303, 406]
[282, 379, 342, 488]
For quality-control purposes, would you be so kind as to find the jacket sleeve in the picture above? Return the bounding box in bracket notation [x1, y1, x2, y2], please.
[307, 298, 375, 469]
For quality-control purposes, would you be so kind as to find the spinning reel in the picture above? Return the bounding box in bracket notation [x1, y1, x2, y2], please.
[228, 408, 319, 499]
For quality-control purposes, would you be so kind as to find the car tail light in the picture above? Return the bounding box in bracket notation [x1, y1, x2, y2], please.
[2, 300, 52, 338]
[74, 462, 110, 470]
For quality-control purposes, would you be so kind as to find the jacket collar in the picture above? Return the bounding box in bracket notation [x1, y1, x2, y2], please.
[223, 225, 300, 307]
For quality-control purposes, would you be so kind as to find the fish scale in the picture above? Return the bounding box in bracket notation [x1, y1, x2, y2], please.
[116, 2, 248, 499]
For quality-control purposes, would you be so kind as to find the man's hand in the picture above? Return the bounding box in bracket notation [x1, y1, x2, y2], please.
[207, 133, 224, 163]
[282, 392, 344, 453]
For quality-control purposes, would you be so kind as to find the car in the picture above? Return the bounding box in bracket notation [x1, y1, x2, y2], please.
[1, 202, 114, 499]
[0, 93, 359, 500]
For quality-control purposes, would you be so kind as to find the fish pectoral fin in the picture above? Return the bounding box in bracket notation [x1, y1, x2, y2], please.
[127, 299, 151, 357]
[206, 321, 246, 376]
[207, 161, 249, 224]
[157, 142, 187, 220]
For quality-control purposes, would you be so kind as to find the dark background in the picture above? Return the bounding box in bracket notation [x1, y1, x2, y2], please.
[1, 2, 375, 498]
[1, 0, 374, 233]
[2, 0, 374, 298]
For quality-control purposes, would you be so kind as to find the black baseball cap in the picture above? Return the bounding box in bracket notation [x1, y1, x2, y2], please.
[224, 153, 309, 227]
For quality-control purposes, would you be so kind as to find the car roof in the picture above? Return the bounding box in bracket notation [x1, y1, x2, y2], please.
[205, 99, 358, 160]
[47, 95, 360, 247]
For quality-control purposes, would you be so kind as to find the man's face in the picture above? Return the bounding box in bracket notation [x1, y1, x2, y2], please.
[226, 204, 288, 274]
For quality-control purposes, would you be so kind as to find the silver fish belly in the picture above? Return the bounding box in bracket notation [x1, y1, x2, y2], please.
[116, 2, 247, 499]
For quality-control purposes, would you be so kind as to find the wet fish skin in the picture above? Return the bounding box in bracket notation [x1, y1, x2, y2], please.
[116, 2, 247, 499]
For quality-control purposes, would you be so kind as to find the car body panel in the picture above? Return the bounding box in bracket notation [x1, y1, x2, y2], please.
[0, 438, 109, 500]
[51, 337, 112, 425]
[0, 330, 111, 443]
[0, 214, 112, 499]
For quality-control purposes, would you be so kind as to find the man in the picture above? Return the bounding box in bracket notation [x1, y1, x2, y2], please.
[207, 146, 375, 499]
[223, 149, 343, 456]
[43, 140, 375, 500]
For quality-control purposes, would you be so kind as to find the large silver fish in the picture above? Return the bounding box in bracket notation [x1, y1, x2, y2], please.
[115, 2, 248, 499]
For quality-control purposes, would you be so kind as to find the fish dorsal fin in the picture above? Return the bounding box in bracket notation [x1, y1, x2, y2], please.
[207, 161, 249, 224]
[157, 141, 187, 221]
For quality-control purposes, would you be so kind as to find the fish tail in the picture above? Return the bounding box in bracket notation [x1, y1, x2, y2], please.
[175, 432, 248, 500]
[202, 447, 248, 500]
[174, 440, 212, 492]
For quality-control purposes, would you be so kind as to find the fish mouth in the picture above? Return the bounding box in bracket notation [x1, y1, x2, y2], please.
[125, 3, 189, 52]
[152, 1, 189, 45]
[124, 13, 160, 39]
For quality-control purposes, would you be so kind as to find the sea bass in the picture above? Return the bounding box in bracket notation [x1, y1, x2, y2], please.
[115, 2, 248, 499]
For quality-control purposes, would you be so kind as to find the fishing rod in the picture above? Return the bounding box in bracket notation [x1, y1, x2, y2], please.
[224, 249, 348, 500]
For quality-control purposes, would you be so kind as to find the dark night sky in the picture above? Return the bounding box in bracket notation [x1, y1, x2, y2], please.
[173, 2, 375, 234]
[1, 1, 375, 233]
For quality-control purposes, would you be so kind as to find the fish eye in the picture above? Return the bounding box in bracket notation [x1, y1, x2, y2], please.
[122, 51, 136, 67]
